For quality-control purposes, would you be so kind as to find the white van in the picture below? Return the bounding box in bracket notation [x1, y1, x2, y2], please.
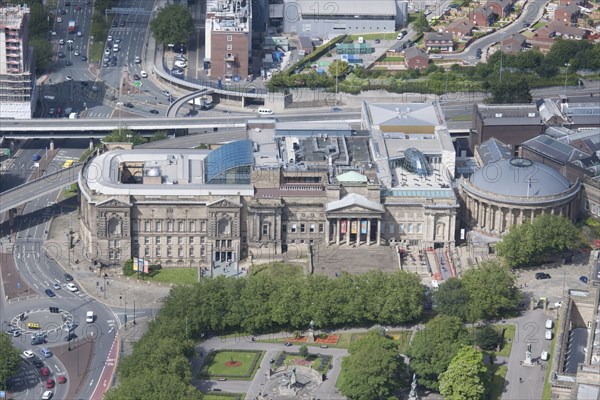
[86, 311, 94, 323]
[258, 107, 273, 116]
[541, 351, 550, 361]
[545, 330, 553, 340]
[545, 319, 554, 329]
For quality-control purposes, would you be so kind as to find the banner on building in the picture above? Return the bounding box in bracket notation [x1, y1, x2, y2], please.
[144, 260, 149, 274]
[361, 220, 367, 234]
[341, 220, 347, 234]
[133, 258, 139, 271]
[138, 258, 144, 271]
[351, 221, 357, 234]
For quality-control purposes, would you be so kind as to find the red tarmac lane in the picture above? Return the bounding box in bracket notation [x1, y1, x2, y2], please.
[90, 332, 120, 400]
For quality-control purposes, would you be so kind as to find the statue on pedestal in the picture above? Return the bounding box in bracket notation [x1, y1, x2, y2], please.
[408, 373, 419, 400]
[307, 320, 315, 343]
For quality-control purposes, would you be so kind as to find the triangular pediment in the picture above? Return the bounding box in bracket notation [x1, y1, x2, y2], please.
[208, 198, 241, 208]
[325, 193, 384, 213]
[96, 198, 131, 208]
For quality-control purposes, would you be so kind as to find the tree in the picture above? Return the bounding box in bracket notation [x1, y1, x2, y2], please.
[413, 13, 430, 34]
[439, 346, 489, 400]
[0, 334, 21, 390]
[461, 260, 521, 322]
[299, 345, 309, 359]
[328, 60, 350, 78]
[497, 214, 585, 268]
[433, 278, 470, 321]
[150, 4, 194, 47]
[103, 128, 146, 146]
[30, 37, 52, 74]
[476, 325, 501, 351]
[408, 315, 471, 391]
[122, 259, 134, 276]
[339, 332, 406, 400]
[485, 77, 532, 104]
[149, 131, 168, 142]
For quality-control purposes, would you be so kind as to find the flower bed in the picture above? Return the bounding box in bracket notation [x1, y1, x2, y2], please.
[285, 334, 340, 344]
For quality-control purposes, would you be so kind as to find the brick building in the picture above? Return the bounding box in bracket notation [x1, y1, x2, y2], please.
[404, 46, 429, 70]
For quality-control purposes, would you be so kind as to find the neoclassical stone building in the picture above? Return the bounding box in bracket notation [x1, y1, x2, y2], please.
[79, 102, 460, 269]
[459, 157, 581, 235]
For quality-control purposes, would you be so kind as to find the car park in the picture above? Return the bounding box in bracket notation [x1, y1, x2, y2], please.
[42, 390, 53, 400]
[40, 348, 53, 358]
[44, 289, 55, 297]
[23, 350, 35, 358]
[535, 272, 551, 280]
[66, 283, 78, 292]
[27, 322, 40, 329]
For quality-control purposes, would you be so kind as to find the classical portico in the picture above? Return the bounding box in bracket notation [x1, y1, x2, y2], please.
[325, 193, 384, 246]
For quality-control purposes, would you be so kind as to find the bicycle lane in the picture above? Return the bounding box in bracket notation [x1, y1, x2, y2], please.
[90, 332, 120, 400]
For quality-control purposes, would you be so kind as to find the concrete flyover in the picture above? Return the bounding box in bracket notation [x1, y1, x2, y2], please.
[0, 164, 82, 215]
[166, 89, 213, 118]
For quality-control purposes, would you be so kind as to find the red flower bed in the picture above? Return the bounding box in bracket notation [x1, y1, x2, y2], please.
[286, 337, 308, 343]
[292, 359, 313, 366]
[316, 335, 340, 344]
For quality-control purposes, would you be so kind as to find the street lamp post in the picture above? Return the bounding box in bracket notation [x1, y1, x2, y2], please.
[564, 63, 570, 96]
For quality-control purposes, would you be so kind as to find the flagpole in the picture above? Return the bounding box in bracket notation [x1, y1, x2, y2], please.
[527, 177, 531, 198]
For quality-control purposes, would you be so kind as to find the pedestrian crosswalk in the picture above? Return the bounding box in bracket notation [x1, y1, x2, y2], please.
[84, 111, 112, 118]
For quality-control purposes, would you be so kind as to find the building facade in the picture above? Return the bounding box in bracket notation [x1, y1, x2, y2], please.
[0, 4, 34, 119]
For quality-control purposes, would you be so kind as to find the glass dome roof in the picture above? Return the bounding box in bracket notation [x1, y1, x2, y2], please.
[401, 148, 432, 177]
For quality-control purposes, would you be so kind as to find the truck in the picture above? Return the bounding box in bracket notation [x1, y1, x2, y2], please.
[68, 112, 78, 119]
[187, 97, 213, 110]
[68, 21, 76, 34]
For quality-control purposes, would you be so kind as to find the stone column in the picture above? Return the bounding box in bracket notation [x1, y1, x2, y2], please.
[377, 219, 381, 246]
[519, 209, 524, 224]
[325, 219, 330, 245]
[336, 219, 340, 246]
[367, 219, 371, 246]
[346, 219, 351, 246]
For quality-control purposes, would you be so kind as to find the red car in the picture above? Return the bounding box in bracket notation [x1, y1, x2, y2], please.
[57, 376, 66, 384]
[41, 367, 49, 377]
[46, 378, 54, 389]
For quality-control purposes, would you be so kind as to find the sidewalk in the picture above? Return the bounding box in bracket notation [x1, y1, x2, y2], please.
[45, 204, 171, 309]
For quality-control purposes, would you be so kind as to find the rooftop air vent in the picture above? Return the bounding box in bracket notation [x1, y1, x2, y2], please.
[495, 113, 503, 118]
[528, 113, 536, 117]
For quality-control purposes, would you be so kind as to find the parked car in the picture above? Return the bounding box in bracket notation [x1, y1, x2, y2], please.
[162, 90, 171, 97]
[59, 39, 65, 45]
[545, 319, 554, 329]
[57, 376, 66, 384]
[171, 68, 184, 76]
[32, 154, 41, 161]
[34, 360, 44, 368]
[65, 76, 73, 81]
[81, 55, 87, 61]
[107, 35, 113, 42]
[66, 283, 78, 292]
[541, 351, 549, 361]
[579, 275, 588, 284]
[174, 60, 187, 68]
[124, 102, 134, 108]
[27, 322, 40, 329]
[104, 49, 111, 56]
[46, 378, 55, 388]
[57, 52, 65, 58]
[149, 109, 159, 115]
[535, 272, 551, 280]
[56, 17, 62, 23]
[545, 330, 553, 340]
[65, 60, 72, 66]
[42, 390, 53, 400]
[23, 350, 35, 358]
[73, 50, 80, 56]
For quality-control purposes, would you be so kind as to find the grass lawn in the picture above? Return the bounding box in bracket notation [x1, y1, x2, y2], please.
[201, 350, 264, 380]
[349, 32, 397, 40]
[496, 324, 516, 358]
[349, 330, 412, 353]
[450, 114, 472, 121]
[381, 57, 404, 62]
[488, 365, 507, 399]
[62, 183, 79, 198]
[277, 352, 333, 373]
[89, 41, 104, 63]
[250, 262, 305, 278]
[532, 21, 547, 29]
[142, 268, 198, 285]
[203, 394, 245, 400]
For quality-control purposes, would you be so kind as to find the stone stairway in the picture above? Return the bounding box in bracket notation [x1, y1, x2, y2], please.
[312, 245, 400, 276]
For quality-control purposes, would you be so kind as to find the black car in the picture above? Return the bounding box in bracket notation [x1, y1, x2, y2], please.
[112, 20, 117, 27]
[580, 276, 588, 284]
[32, 336, 46, 345]
[65, 60, 72, 66]
[125, 102, 134, 108]
[173, 44, 186, 54]
[33, 359, 44, 368]
[64, 332, 76, 342]
[149, 109, 159, 115]
[57, 52, 65, 58]
[64, 273, 73, 281]
[81, 56, 87, 61]
[535, 272, 551, 280]
[45, 289, 55, 297]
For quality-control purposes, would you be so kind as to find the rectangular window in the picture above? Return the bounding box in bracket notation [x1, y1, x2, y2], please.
[156, 247, 161, 257]
[227, 35, 232, 41]
[144, 237, 150, 245]
[189, 221, 195, 232]
[200, 247, 205, 256]
[155, 237, 161, 245]
[389, 223, 395, 234]
[417, 223, 423, 234]
[109, 250, 114, 260]
[178, 221, 184, 232]
[144, 247, 150, 257]
[291, 239, 296, 244]
[156, 221, 162, 232]
[291, 224, 297, 233]
[167, 221, 173, 232]
[300, 224, 305, 233]
[189, 247, 194, 257]
[167, 247, 173, 257]
[216, 240, 220, 247]
[399, 224, 404, 233]
[318, 223, 324, 233]
[167, 236, 172, 245]
[282, 224, 287, 233]
[201, 221, 206, 232]
[201, 236, 206, 244]
[300, 239, 305, 244]
[262, 224, 269, 236]
[226, 44, 232, 51]
[408, 223, 414, 234]
[309, 224, 315, 233]
[227, 240, 232, 247]
[144, 221, 150, 232]
[178, 237, 183, 245]
[189, 236, 195, 245]
[178, 247, 183, 257]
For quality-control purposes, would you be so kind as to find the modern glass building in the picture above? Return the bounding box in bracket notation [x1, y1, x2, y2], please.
[205, 140, 254, 184]
[401, 148, 433, 177]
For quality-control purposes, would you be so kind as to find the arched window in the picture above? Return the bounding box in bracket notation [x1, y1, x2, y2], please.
[217, 218, 231, 236]
[435, 223, 445, 240]
[108, 217, 121, 236]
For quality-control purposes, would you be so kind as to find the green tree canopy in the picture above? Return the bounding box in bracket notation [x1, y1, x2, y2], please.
[150, 4, 194, 47]
[475, 324, 501, 351]
[433, 278, 470, 321]
[408, 315, 471, 391]
[545, 40, 600, 70]
[439, 346, 489, 400]
[496, 214, 585, 268]
[328, 60, 350, 78]
[413, 13, 430, 34]
[30, 37, 52, 74]
[485, 76, 532, 103]
[103, 128, 146, 145]
[462, 260, 521, 322]
[0, 334, 22, 390]
[339, 331, 406, 400]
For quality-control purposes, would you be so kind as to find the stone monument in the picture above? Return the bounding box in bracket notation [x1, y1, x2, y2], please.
[523, 343, 534, 366]
[408, 373, 420, 400]
[307, 320, 315, 343]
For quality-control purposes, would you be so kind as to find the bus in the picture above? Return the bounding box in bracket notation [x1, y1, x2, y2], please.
[62, 160, 74, 169]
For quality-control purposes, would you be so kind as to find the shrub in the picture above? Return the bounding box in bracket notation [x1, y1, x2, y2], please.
[122, 259, 134, 276]
[476, 325, 501, 350]
[299, 345, 309, 358]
